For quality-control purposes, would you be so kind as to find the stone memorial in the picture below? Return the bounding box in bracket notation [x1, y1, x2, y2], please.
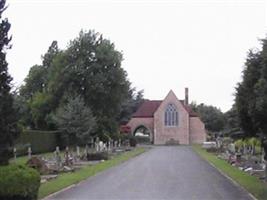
[76, 146, 80, 157]
[28, 146, 32, 159]
[13, 147, 16, 161]
[108, 140, 111, 151]
[55, 146, 61, 169]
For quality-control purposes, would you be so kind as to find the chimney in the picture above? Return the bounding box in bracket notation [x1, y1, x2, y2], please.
[185, 87, 189, 105]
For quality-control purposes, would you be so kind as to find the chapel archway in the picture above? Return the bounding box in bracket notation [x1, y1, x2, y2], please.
[133, 125, 153, 143]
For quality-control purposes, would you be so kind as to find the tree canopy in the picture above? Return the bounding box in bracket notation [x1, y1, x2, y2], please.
[53, 95, 96, 145]
[235, 38, 267, 137]
[191, 102, 225, 132]
[0, 0, 19, 165]
[19, 30, 141, 138]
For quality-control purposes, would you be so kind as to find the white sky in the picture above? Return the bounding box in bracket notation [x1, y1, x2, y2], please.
[5, 0, 267, 112]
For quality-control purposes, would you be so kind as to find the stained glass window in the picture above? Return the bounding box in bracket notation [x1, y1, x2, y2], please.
[164, 104, 178, 126]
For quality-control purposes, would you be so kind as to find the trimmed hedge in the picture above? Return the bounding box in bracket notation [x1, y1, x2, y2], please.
[0, 164, 40, 200]
[135, 136, 151, 144]
[86, 152, 109, 161]
[15, 130, 60, 155]
[129, 136, 137, 147]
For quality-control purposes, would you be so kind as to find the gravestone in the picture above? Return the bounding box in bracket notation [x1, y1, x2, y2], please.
[99, 141, 104, 151]
[76, 146, 80, 157]
[13, 147, 16, 161]
[108, 140, 111, 151]
[95, 137, 100, 152]
[28, 147, 32, 159]
[55, 146, 61, 169]
[90, 138, 94, 149]
[202, 141, 216, 149]
[65, 146, 70, 166]
[228, 143, 235, 154]
[84, 144, 89, 154]
[27, 156, 49, 174]
[110, 139, 114, 149]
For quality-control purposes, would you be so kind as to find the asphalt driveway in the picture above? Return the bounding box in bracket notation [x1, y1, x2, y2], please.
[45, 146, 253, 200]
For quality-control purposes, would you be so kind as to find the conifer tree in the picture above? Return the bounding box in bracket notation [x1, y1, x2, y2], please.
[0, 0, 18, 165]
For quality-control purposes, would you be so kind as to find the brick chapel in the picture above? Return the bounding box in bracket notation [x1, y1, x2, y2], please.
[127, 88, 206, 145]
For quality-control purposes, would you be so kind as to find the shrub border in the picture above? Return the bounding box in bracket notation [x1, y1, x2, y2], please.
[192, 145, 267, 200]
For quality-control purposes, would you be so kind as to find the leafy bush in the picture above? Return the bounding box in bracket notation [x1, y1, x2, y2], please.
[165, 138, 179, 145]
[86, 152, 109, 161]
[234, 139, 244, 152]
[0, 164, 40, 200]
[129, 136, 137, 147]
[135, 136, 151, 144]
[206, 147, 218, 153]
[222, 137, 232, 146]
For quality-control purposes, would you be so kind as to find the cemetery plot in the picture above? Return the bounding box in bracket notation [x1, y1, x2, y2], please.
[202, 137, 266, 183]
[12, 137, 137, 184]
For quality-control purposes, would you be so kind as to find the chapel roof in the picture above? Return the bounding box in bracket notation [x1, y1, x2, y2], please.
[132, 100, 162, 118]
[132, 99, 198, 118]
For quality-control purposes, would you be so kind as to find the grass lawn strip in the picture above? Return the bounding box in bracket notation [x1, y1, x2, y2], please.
[38, 147, 146, 199]
[192, 145, 267, 200]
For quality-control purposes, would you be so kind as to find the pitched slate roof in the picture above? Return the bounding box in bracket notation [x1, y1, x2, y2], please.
[132, 100, 162, 118]
[132, 100, 199, 118]
[182, 104, 199, 117]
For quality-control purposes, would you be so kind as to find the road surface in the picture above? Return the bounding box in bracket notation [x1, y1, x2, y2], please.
[46, 146, 253, 200]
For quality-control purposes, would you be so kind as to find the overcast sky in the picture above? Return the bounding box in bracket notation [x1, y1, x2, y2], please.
[5, 0, 267, 112]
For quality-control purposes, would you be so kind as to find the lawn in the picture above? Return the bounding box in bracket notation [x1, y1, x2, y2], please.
[38, 147, 146, 199]
[10, 151, 65, 165]
[193, 145, 267, 200]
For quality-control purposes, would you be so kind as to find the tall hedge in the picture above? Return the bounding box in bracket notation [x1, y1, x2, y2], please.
[15, 130, 60, 155]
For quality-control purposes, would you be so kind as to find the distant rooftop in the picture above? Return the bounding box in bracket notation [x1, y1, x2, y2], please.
[132, 100, 198, 118]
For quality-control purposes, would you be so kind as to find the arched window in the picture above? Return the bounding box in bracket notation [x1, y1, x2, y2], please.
[164, 104, 178, 126]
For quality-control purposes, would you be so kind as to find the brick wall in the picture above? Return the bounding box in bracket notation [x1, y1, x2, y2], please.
[153, 91, 190, 145]
[189, 117, 206, 144]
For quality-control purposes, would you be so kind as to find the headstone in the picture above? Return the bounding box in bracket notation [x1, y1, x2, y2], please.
[55, 146, 61, 169]
[76, 146, 80, 157]
[105, 143, 107, 151]
[216, 137, 223, 148]
[28, 147, 32, 159]
[202, 141, 216, 149]
[110, 139, 113, 149]
[83, 144, 87, 154]
[27, 156, 49, 174]
[65, 146, 70, 166]
[228, 143, 235, 154]
[95, 137, 100, 152]
[95, 142, 99, 152]
[114, 141, 118, 148]
[13, 147, 16, 161]
[99, 141, 104, 151]
[243, 145, 248, 155]
[108, 140, 111, 151]
[90, 138, 94, 149]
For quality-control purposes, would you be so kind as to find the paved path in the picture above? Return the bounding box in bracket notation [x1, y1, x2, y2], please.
[46, 146, 253, 200]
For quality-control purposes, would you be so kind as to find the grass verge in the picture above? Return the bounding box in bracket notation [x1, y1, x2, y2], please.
[10, 151, 64, 165]
[192, 145, 267, 200]
[38, 147, 146, 199]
